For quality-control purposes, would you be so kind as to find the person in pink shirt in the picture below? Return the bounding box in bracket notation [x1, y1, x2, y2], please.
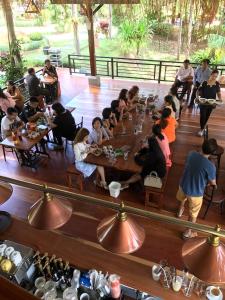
[152, 124, 172, 167]
[0, 88, 16, 113]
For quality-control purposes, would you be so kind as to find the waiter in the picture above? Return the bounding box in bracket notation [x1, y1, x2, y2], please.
[188, 59, 211, 108]
[197, 69, 222, 137]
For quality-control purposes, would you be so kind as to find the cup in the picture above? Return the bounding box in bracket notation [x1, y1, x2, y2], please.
[172, 276, 182, 292]
[34, 289, 45, 299]
[10, 251, 22, 267]
[206, 286, 223, 300]
[124, 151, 128, 161]
[0, 244, 7, 256]
[5, 246, 14, 259]
[35, 277, 46, 291]
[45, 280, 56, 295]
[63, 287, 78, 300]
[152, 265, 161, 281]
[44, 290, 57, 300]
[80, 293, 90, 300]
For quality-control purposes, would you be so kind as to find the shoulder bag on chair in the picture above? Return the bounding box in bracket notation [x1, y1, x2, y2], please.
[144, 171, 162, 189]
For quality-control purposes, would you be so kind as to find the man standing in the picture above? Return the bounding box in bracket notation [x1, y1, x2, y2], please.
[172, 59, 194, 101]
[188, 59, 211, 108]
[25, 68, 50, 103]
[176, 139, 217, 239]
[42, 59, 58, 100]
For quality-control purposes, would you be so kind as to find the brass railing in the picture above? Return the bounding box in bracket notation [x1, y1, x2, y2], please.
[0, 175, 224, 238]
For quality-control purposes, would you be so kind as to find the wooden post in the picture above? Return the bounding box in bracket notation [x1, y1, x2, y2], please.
[86, 3, 97, 76]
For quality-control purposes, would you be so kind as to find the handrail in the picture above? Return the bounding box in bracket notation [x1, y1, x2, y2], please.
[68, 54, 225, 82]
[0, 175, 224, 239]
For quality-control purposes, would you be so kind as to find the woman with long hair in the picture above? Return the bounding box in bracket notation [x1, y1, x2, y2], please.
[74, 128, 108, 189]
[127, 85, 139, 109]
[169, 86, 180, 120]
[0, 87, 16, 113]
[7, 80, 24, 112]
[120, 136, 166, 189]
[163, 95, 177, 119]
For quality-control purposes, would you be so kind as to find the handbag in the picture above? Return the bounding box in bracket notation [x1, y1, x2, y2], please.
[144, 171, 162, 189]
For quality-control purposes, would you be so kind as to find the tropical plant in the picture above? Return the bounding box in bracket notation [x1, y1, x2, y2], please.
[119, 19, 150, 56]
[29, 32, 43, 41]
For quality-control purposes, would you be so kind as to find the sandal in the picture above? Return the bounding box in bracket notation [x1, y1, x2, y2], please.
[94, 180, 108, 190]
[182, 230, 198, 240]
[176, 207, 185, 218]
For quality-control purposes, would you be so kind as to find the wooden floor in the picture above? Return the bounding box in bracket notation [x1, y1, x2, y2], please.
[1, 68, 225, 270]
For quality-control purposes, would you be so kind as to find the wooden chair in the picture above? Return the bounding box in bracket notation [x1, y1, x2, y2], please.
[210, 145, 224, 170]
[65, 117, 83, 152]
[202, 186, 225, 219]
[145, 167, 170, 209]
[66, 163, 84, 192]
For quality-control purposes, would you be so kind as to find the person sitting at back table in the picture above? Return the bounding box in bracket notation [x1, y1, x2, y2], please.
[169, 86, 180, 120]
[48, 102, 76, 150]
[152, 124, 172, 167]
[156, 108, 178, 144]
[128, 85, 139, 109]
[1, 107, 23, 140]
[188, 59, 211, 108]
[88, 117, 110, 146]
[25, 67, 50, 103]
[102, 107, 117, 138]
[0, 87, 16, 113]
[19, 97, 44, 123]
[163, 95, 177, 119]
[42, 59, 58, 100]
[7, 80, 24, 113]
[172, 59, 194, 101]
[74, 128, 108, 190]
[120, 136, 166, 190]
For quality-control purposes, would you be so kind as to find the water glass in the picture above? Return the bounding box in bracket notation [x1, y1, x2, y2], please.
[44, 290, 57, 300]
[63, 287, 78, 300]
[34, 289, 45, 299]
[35, 277, 46, 291]
[45, 281, 56, 295]
[123, 151, 128, 161]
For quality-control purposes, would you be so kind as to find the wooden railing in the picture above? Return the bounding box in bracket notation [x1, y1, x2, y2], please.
[68, 54, 225, 83]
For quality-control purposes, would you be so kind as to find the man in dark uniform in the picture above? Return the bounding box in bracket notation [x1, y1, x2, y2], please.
[43, 59, 58, 100]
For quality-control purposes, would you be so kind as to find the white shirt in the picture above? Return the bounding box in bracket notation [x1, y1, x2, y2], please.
[74, 142, 90, 162]
[1, 116, 20, 140]
[176, 66, 194, 82]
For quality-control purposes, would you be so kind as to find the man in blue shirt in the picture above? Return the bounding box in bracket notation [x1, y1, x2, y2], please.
[188, 59, 211, 108]
[176, 139, 217, 239]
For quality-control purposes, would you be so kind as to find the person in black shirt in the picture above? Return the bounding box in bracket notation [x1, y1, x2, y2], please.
[25, 68, 50, 103]
[120, 136, 166, 189]
[48, 102, 76, 150]
[43, 59, 58, 100]
[19, 97, 44, 123]
[197, 69, 222, 136]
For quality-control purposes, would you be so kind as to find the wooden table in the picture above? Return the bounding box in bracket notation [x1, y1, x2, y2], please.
[0, 128, 50, 169]
[0, 217, 203, 300]
[85, 112, 153, 173]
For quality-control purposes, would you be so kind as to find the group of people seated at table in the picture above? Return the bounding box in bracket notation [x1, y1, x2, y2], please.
[172, 58, 222, 136]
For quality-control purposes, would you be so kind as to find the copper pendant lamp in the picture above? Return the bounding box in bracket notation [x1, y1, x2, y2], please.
[0, 181, 13, 204]
[182, 225, 225, 284]
[97, 203, 145, 254]
[28, 191, 73, 230]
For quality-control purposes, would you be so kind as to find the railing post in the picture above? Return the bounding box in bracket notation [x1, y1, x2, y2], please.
[158, 61, 162, 83]
[111, 57, 114, 79]
[68, 55, 72, 75]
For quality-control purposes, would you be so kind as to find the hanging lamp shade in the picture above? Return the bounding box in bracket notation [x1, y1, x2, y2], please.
[25, 0, 40, 14]
[97, 203, 145, 254]
[0, 181, 13, 204]
[28, 192, 72, 230]
[182, 226, 225, 284]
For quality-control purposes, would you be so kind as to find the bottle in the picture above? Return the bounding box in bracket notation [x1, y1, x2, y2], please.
[51, 258, 61, 288]
[58, 259, 67, 291]
[64, 261, 72, 287]
[44, 264, 52, 281]
[108, 274, 121, 299]
[36, 263, 45, 277]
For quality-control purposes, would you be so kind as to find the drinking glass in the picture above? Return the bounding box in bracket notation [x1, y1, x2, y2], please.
[34, 289, 45, 299]
[63, 287, 78, 300]
[35, 277, 46, 291]
[44, 290, 57, 300]
[45, 281, 56, 295]
[124, 151, 128, 161]
[71, 269, 80, 289]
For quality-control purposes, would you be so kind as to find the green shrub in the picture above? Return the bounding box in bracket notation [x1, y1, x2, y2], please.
[191, 48, 225, 65]
[150, 21, 173, 37]
[22, 41, 43, 51]
[29, 32, 43, 41]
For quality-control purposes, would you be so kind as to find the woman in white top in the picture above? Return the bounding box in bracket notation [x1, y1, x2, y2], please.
[88, 117, 110, 145]
[74, 128, 107, 189]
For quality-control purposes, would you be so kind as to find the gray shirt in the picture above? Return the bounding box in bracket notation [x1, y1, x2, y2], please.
[194, 66, 211, 85]
[88, 127, 109, 144]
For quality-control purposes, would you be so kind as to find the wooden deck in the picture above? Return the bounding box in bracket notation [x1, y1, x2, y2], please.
[1, 68, 225, 271]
